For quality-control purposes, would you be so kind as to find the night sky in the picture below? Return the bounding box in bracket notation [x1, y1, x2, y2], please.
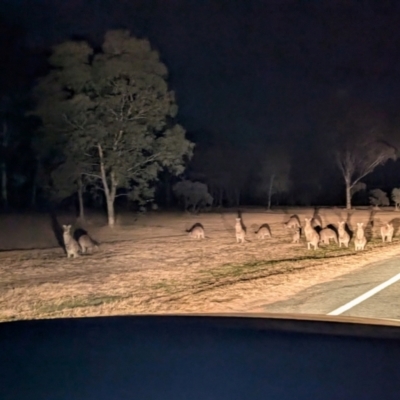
[2, 0, 400, 205]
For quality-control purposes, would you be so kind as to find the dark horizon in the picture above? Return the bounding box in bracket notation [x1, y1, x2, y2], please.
[1, 0, 400, 211]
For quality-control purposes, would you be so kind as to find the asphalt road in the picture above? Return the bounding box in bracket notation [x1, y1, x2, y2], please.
[261, 257, 400, 320]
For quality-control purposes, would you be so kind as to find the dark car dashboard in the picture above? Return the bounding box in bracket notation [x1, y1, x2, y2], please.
[1, 313, 400, 400]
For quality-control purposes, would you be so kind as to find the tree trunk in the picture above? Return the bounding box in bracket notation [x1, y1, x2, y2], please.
[218, 188, 223, 207]
[30, 158, 39, 209]
[0, 160, 7, 210]
[98, 143, 117, 227]
[105, 195, 115, 226]
[345, 178, 352, 210]
[267, 174, 275, 210]
[164, 174, 171, 208]
[235, 188, 240, 207]
[77, 175, 85, 221]
[31, 181, 37, 209]
[215, 187, 223, 208]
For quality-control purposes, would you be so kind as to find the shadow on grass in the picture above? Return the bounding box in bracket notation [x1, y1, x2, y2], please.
[49, 211, 66, 254]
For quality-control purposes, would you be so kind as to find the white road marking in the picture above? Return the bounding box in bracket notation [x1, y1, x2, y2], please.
[327, 272, 400, 316]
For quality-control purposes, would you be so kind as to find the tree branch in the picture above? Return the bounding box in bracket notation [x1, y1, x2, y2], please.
[82, 172, 102, 180]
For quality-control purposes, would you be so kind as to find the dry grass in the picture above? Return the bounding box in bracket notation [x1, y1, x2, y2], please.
[1, 207, 400, 322]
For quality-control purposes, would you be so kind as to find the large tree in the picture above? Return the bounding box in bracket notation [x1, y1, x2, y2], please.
[333, 105, 396, 209]
[30, 30, 193, 226]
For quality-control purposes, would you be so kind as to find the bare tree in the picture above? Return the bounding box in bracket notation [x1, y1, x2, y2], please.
[334, 106, 396, 209]
[336, 141, 395, 209]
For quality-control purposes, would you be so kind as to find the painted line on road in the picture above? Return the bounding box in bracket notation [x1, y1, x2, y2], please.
[327, 271, 400, 316]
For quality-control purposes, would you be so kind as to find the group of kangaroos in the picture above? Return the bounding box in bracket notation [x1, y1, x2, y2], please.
[187, 214, 395, 251]
[62, 212, 395, 258]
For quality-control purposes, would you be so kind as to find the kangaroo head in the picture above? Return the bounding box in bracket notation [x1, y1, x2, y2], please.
[62, 224, 71, 232]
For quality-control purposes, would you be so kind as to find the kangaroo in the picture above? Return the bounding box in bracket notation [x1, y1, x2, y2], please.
[338, 221, 350, 248]
[381, 223, 394, 243]
[304, 218, 319, 250]
[78, 234, 99, 254]
[188, 225, 205, 239]
[284, 216, 300, 229]
[354, 222, 367, 251]
[62, 224, 81, 258]
[319, 228, 338, 245]
[255, 225, 272, 239]
[235, 217, 246, 243]
[292, 228, 300, 244]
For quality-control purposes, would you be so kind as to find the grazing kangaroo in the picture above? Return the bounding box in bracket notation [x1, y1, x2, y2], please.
[304, 218, 319, 250]
[78, 234, 99, 254]
[235, 217, 246, 243]
[292, 228, 300, 244]
[354, 222, 367, 251]
[284, 216, 300, 229]
[188, 225, 205, 239]
[255, 225, 272, 239]
[319, 228, 338, 245]
[381, 223, 394, 243]
[62, 224, 81, 258]
[338, 221, 350, 248]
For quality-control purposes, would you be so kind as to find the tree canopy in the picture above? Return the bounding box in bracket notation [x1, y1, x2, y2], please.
[30, 30, 193, 225]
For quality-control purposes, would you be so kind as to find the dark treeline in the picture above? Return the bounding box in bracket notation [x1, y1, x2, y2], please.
[1, 10, 400, 224]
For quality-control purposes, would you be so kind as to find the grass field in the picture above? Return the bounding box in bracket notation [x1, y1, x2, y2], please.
[1, 207, 400, 322]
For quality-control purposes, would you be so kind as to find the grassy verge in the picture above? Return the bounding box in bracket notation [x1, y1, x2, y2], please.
[1, 235, 399, 322]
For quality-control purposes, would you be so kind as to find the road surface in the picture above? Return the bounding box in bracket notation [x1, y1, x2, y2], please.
[261, 256, 400, 320]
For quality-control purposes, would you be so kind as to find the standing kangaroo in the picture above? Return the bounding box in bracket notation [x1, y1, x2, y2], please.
[304, 218, 319, 250]
[354, 222, 367, 251]
[235, 217, 246, 243]
[338, 221, 350, 248]
[62, 225, 81, 258]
